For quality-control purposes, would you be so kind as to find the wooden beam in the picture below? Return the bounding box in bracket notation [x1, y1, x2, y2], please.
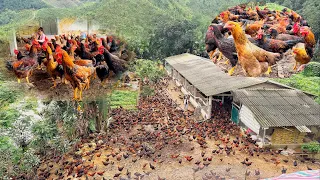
[262, 128, 266, 147]
[207, 96, 212, 119]
[10, 29, 17, 56]
[216, 93, 233, 96]
[56, 18, 60, 35]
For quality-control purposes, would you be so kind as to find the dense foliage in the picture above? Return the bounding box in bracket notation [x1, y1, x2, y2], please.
[131, 59, 165, 83]
[302, 62, 320, 77]
[0, 0, 48, 11]
[267, 0, 320, 39]
[301, 141, 320, 153]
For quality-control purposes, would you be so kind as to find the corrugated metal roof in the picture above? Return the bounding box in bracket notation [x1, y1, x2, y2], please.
[295, 126, 311, 133]
[234, 89, 320, 128]
[165, 53, 267, 96]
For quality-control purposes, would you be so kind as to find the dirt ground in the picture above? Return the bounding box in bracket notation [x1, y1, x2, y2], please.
[166, 80, 194, 112]
[37, 79, 320, 180]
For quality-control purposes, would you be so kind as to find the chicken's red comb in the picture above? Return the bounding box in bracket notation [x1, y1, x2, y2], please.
[98, 46, 105, 54]
[300, 27, 309, 35]
[98, 46, 104, 50]
[55, 45, 62, 52]
[14, 49, 19, 55]
[293, 22, 299, 27]
[42, 41, 48, 47]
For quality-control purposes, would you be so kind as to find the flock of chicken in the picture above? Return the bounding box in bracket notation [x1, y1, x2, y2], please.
[7, 34, 129, 100]
[35, 81, 318, 180]
[205, 4, 316, 77]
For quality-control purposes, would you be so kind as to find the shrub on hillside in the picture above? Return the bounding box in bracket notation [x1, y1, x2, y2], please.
[302, 62, 320, 77]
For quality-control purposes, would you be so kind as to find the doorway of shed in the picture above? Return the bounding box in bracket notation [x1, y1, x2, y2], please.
[210, 95, 233, 120]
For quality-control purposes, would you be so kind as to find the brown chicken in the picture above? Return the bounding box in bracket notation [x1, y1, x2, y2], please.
[300, 26, 316, 49]
[245, 20, 264, 37]
[55, 47, 95, 100]
[256, 29, 302, 53]
[224, 21, 281, 76]
[43, 43, 64, 88]
[269, 28, 302, 41]
[6, 45, 39, 83]
[292, 43, 312, 70]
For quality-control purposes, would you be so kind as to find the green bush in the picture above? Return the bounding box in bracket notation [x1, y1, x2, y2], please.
[0, 108, 20, 128]
[302, 141, 320, 153]
[302, 62, 320, 77]
[0, 83, 20, 109]
[133, 59, 165, 83]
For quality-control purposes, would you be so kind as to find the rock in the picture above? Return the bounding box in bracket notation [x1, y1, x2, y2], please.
[144, 125, 154, 133]
[142, 142, 155, 154]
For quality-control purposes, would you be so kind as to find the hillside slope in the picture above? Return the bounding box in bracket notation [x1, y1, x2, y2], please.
[41, 0, 99, 8]
[0, 0, 247, 41]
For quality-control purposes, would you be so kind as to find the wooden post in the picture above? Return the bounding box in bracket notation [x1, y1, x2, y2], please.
[207, 96, 212, 119]
[56, 18, 60, 35]
[137, 78, 141, 106]
[262, 128, 267, 147]
[9, 29, 18, 56]
[87, 18, 91, 35]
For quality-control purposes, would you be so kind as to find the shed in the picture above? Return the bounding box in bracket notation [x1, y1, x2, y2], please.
[164, 53, 305, 119]
[233, 89, 320, 146]
[165, 53, 269, 118]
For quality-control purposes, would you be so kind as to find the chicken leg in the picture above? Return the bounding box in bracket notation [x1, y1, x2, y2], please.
[73, 87, 78, 100]
[26, 76, 30, 84]
[265, 66, 272, 75]
[228, 66, 236, 76]
[208, 50, 216, 60]
[79, 89, 83, 101]
[217, 52, 223, 61]
[293, 62, 298, 71]
[50, 78, 57, 89]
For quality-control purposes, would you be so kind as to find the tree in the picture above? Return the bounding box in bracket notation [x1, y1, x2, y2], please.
[299, 0, 320, 39]
[147, 19, 200, 60]
[132, 59, 165, 84]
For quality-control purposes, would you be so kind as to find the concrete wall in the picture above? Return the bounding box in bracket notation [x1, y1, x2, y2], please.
[168, 63, 210, 120]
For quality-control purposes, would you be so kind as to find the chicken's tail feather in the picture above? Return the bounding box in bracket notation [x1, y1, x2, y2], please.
[285, 39, 304, 50]
[6, 60, 13, 71]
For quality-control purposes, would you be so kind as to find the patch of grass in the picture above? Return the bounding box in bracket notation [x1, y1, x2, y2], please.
[0, 82, 21, 109]
[22, 99, 38, 111]
[273, 74, 320, 104]
[110, 90, 138, 109]
[0, 108, 20, 128]
[259, 3, 291, 11]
